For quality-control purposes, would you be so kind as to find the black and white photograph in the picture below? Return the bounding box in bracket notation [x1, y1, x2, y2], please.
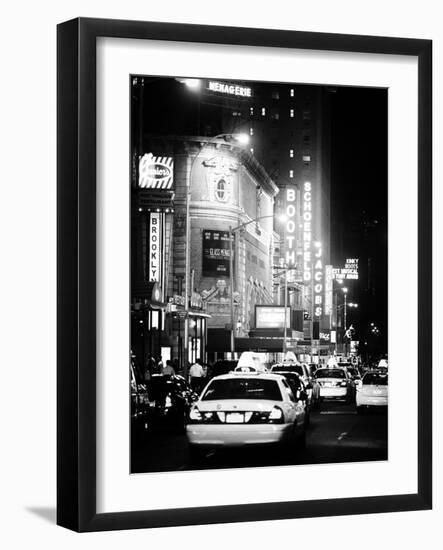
[130, 76, 388, 473]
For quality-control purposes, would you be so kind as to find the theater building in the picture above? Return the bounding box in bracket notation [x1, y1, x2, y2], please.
[131, 135, 279, 369]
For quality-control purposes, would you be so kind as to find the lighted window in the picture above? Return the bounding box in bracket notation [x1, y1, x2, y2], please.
[215, 179, 227, 201]
[302, 155, 311, 162]
[250, 107, 254, 116]
[250, 127, 254, 136]
[290, 109, 294, 118]
[250, 148, 254, 154]
[290, 88, 295, 97]
[289, 170, 294, 178]
[261, 107, 266, 116]
[289, 149, 294, 158]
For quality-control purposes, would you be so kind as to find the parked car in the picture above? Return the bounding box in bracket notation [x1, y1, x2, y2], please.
[271, 361, 320, 408]
[271, 369, 311, 425]
[356, 371, 388, 413]
[146, 374, 198, 432]
[130, 358, 151, 434]
[187, 369, 308, 459]
[345, 366, 362, 383]
[314, 367, 355, 404]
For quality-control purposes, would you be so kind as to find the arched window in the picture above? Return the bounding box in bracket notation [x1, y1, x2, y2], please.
[215, 178, 227, 201]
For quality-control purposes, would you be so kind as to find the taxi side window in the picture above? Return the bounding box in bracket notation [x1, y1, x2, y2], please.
[281, 379, 296, 402]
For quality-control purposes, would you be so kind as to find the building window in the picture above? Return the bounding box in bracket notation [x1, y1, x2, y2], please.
[250, 127, 254, 136]
[215, 178, 227, 201]
[290, 109, 294, 118]
[272, 90, 280, 100]
[289, 170, 294, 178]
[261, 107, 266, 116]
[289, 149, 294, 158]
[303, 110, 311, 121]
[259, 259, 265, 269]
[250, 107, 254, 116]
[303, 134, 310, 144]
[290, 88, 295, 97]
[271, 108, 279, 120]
[302, 155, 311, 166]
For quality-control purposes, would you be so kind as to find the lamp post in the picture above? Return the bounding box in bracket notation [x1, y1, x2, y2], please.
[342, 287, 348, 333]
[227, 213, 286, 358]
[183, 133, 249, 375]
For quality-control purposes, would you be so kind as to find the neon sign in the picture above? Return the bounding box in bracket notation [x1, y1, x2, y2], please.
[314, 244, 323, 318]
[285, 187, 297, 267]
[207, 81, 252, 97]
[302, 182, 312, 282]
[333, 258, 359, 281]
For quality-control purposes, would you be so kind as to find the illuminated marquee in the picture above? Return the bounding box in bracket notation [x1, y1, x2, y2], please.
[285, 187, 297, 267]
[207, 81, 252, 97]
[139, 153, 174, 189]
[148, 212, 163, 283]
[325, 265, 333, 315]
[302, 182, 312, 281]
[314, 244, 323, 318]
[333, 258, 359, 281]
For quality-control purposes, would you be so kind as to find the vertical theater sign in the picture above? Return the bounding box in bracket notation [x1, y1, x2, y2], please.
[138, 152, 175, 296]
[302, 180, 323, 319]
[302, 181, 312, 282]
[285, 186, 297, 267]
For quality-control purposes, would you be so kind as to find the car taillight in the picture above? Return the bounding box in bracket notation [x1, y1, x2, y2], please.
[189, 407, 202, 421]
[165, 395, 172, 408]
[339, 381, 347, 387]
[268, 406, 284, 423]
[188, 407, 216, 423]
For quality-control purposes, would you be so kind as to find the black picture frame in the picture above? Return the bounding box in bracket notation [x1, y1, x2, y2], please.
[57, 17, 432, 532]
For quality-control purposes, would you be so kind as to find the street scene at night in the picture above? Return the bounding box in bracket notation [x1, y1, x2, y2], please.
[130, 76, 388, 473]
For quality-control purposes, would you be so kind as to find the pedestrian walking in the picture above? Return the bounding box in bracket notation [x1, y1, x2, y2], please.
[162, 359, 175, 376]
[189, 358, 205, 393]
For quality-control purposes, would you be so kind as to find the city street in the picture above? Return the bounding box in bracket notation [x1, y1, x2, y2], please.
[131, 402, 387, 473]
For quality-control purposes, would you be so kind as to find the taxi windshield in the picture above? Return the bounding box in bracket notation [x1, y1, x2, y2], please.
[363, 373, 388, 386]
[201, 378, 282, 401]
[315, 369, 346, 379]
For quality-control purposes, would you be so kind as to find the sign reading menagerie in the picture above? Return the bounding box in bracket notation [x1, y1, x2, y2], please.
[207, 81, 252, 97]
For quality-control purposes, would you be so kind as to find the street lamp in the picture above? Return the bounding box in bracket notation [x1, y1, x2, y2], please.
[342, 287, 348, 332]
[183, 133, 249, 375]
[227, 213, 287, 358]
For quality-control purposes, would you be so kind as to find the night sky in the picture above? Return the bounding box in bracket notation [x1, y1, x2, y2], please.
[330, 86, 388, 351]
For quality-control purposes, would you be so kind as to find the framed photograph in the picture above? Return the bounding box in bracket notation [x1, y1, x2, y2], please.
[57, 18, 432, 532]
